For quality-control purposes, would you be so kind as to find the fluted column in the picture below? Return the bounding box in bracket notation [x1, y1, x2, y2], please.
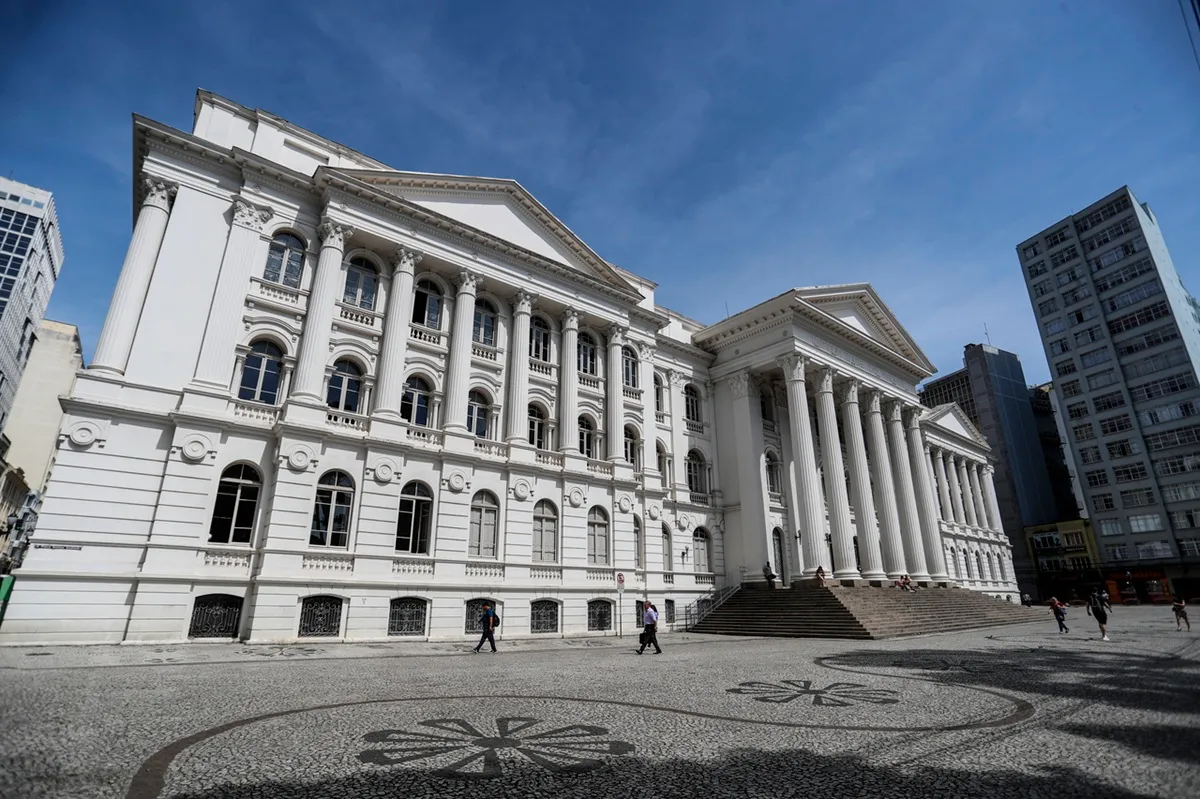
[947, 455, 967, 525]
[441, 271, 481, 431]
[864, 391, 905, 579]
[291, 219, 353, 401]
[639, 344, 656, 473]
[558, 310, 579, 453]
[887, 401, 929, 581]
[969, 463, 990, 529]
[934, 449, 954, 523]
[374, 248, 421, 417]
[958, 457, 979, 528]
[779, 355, 828, 576]
[814, 368, 857, 579]
[92, 178, 177, 375]
[606, 327, 626, 461]
[505, 291, 534, 443]
[982, 465, 1003, 532]
[908, 411, 948, 581]
[841, 380, 884, 580]
[191, 197, 273, 387]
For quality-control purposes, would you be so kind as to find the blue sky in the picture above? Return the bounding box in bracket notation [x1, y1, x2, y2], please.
[3, 0, 1199, 383]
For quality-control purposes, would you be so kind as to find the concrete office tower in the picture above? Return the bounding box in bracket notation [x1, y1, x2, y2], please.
[1017, 187, 1200, 601]
[2, 320, 84, 492]
[921, 344, 1062, 593]
[1030, 382, 1085, 521]
[0, 180, 64, 430]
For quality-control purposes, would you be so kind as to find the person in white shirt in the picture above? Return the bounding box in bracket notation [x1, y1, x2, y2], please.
[637, 602, 662, 655]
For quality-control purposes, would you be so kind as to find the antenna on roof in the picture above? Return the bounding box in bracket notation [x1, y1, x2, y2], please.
[724, 301, 730, 319]
[984, 323, 992, 345]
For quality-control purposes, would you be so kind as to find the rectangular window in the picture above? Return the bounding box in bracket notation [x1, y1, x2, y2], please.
[1123, 347, 1190, 380]
[1077, 195, 1132, 232]
[1038, 297, 1059, 316]
[1120, 488, 1155, 507]
[1089, 235, 1146, 272]
[1145, 424, 1200, 452]
[1055, 360, 1078, 377]
[1140, 399, 1200, 426]
[1073, 324, 1103, 345]
[1050, 338, 1071, 356]
[1067, 402, 1090, 420]
[1105, 279, 1163, 312]
[1094, 256, 1154, 292]
[1084, 469, 1109, 487]
[1093, 392, 1126, 412]
[1130, 372, 1197, 404]
[1113, 463, 1148, 482]
[1097, 518, 1123, 536]
[1173, 513, 1200, 531]
[1128, 513, 1165, 532]
[1033, 279, 1053, 297]
[1105, 543, 1129, 560]
[1116, 324, 1179, 357]
[1061, 283, 1092, 304]
[1106, 439, 1141, 459]
[1086, 369, 1117, 391]
[1079, 446, 1103, 464]
[1061, 379, 1082, 397]
[1024, 243, 1042, 259]
[1051, 245, 1080, 268]
[1072, 422, 1095, 441]
[1046, 227, 1071, 247]
[1092, 493, 1115, 511]
[1078, 348, 1111, 369]
[1108, 300, 1171, 334]
[1155, 454, 1200, 476]
[1100, 414, 1133, 435]
[1027, 260, 1048, 278]
[1163, 482, 1200, 503]
[1044, 318, 1067, 335]
[1135, 540, 1173, 559]
[1082, 217, 1137, 252]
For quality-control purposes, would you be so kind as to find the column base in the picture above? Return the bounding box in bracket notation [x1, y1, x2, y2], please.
[908, 572, 933, 583]
[367, 414, 409, 444]
[860, 569, 889, 581]
[283, 397, 331, 426]
[833, 569, 862, 581]
[441, 428, 477, 455]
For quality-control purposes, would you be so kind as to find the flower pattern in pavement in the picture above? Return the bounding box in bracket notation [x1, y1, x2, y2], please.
[357, 717, 634, 779]
[727, 680, 900, 707]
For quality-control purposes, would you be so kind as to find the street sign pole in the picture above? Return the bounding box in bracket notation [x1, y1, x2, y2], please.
[617, 572, 625, 638]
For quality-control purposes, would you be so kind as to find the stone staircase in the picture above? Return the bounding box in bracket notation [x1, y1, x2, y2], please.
[690, 583, 1042, 640]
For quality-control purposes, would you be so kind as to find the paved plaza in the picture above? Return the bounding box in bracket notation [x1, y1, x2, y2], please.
[0, 606, 1196, 798]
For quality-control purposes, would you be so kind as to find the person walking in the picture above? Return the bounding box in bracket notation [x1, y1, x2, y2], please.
[1086, 589, 1110, 641]
[1049, 597, 1069, 634]
[1173, 595, 1191, 632]
[473, 602, 499, 654]
[637, 601, 662, 655]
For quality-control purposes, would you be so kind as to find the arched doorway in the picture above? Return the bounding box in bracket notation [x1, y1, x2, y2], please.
[772, 527, 787, 584]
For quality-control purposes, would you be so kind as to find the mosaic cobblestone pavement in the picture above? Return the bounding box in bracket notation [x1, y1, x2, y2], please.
[0, 607, 1196, 798]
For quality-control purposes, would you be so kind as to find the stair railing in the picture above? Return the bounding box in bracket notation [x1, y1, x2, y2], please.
[683, 583, 741, 631]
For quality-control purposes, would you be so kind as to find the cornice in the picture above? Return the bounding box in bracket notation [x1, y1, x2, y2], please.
[654, 334, 716, 365]
[133, 117, 242, 220]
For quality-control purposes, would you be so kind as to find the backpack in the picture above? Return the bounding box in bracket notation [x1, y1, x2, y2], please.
[483, 610, 500, 629]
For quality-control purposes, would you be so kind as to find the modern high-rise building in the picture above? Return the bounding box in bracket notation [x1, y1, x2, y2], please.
[1018, 186, 1200, 602]
[0, 179, 64, 430]
[921, 344, 1064, 593]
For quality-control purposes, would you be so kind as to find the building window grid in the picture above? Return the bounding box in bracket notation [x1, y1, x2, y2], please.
[1104, 279, 1163, 314]
[1130, 373, 1197, 404]
[1028, 260, 1048, 279]
[1084, 469, 1109, 488]
[1139, 399, 1200, 427]
[1120, 488, 1156, 508]
[1129, 515, 1166, 534]
[1092, 493, 1115, 512]
[1108, 301, 1171, 335]
[1050, 338, 1071, 356]
[1045, 227, 1071, 247]
[1054, 360, 1077, 377]
[1116, 324, 1179, 357]
[1072, 423, 1096, 442]
[1093, 392, 1126, 413]
[1124, 348, 1190, 381]
[1067, 402, 1090, 420]
[1163, 483, 1200, 503]
[1061, 380, 1082, 398]
[1086, 369, 1117, 391]
[1145, 424, 1200, 452]
[1076, 195, 1132, 232]
[1112, 463, 1148, 483]
[1073, 325, 1104, 346]
[1079, 446, 1103, 464]
[1061, 285, 1092, 305]
[1078, 348, 1111, 369]
[1082, 216, 1137, 253]
[1094, 256, 1154, 293]
[1155, 454, 1200, 477]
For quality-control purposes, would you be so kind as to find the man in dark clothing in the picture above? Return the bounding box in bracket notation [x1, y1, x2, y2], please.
[763, 562, 777, 590]
[1086, 590, 1111, 641]
[473, 602, 498, 653]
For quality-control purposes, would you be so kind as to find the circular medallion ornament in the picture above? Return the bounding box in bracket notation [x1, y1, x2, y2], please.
[617, 495, 633, 514]
[286, 449, 312, 472]
[179, 436, 210, 463]
[568, 487, 585, 508]
[447, 472, 467, 493]
[67, 422, 99, 448]
[678, 513, 691, 530]
[512, 479, 531, 501]
[648, 505, 660, 520]
[374, 461, 396, 484]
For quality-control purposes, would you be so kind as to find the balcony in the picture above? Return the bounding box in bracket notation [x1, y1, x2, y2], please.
[405, 426, 444, 448]
[529, 358, 555, 378]
[663, 572, 675, 584]
[762, 420, 779, 434]
[391, 558, 434, 576]
[471, 342, 501, 363]
[685, 419, 704, 435]
[579, 373, 601, 390]
[695, 573, 715, 585]
[326, 410, 367, 433]
[473, 439, 509, 458]
[232, 400, 279, 426]
[587, 459, 614, 477]
[655, 411, 667, 424]
[530, 565, 563, 581]
[408, 324, 446, 347]
[623, 386, 643, 401]
[587, 568, 616, 581]
[336, 302, 381, 330]
[249, 277, 305, 310]
[535, 450, 564, 469]
[689, 492, 711, 506]
[466, 562, 505, 580]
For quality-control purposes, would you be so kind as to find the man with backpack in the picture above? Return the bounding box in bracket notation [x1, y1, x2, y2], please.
[1086, 589, 1111, 642]
[473, 602, 499, 654]
[637, 601, 662, 655]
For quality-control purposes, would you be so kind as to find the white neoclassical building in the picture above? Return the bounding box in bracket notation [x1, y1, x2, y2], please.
[0, 92, 1016, 645]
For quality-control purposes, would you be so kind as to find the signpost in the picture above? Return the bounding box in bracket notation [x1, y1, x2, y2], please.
[617, 573, 625, 638]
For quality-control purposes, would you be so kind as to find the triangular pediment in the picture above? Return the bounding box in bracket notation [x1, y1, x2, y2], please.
[924, 403, 990, 449]
[333, 170, 637, 296]
[794, 284, 936, 373]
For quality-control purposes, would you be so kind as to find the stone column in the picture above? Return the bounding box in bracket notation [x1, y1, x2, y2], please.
[815, 368, 858, 579]
[840, 380, 884, 580]
[887, 401, 929, 581]
[607, 327, 626, 461]
[969, 463, 990, 529]
[864, 391, 906, 579]
[505, 291, 534, 444]
[908, 412, 948, 581]
[639, 344, 656, 474]
[92, 178, 177, 375]
[982, 465, 1003, 532]
[373, 248, 421, 417]
[558, 310, 580, 453]
[191, 197, 274, 388]
[291, 219, 353, 401]
[958, 457, 979, 528]
[779, 355, 828, 576]
[947, 454, 967, 525]
[730, 370, 772, 579]
[934, 449, 954, 523]
[439, 272, 481, 431]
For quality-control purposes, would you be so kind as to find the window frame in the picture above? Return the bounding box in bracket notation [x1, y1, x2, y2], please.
[587, 506, 610, 565]
[411, 279, 443, 329]
[395, 481, 434, 555]
[532, 499, 559, 563]
[310, 471, 355, 549]
[342, 255, 379, 310]
[208, 464, 262, 545]
[238, 340, 285, 405]
[468, 490, 500, 559]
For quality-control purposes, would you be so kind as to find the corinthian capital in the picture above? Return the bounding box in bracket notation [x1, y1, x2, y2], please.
[864, 390, 882, 415]
[815, 367, 836, 395]
[391, 247, 423, 275]
[512, 291, 534, 315]
[886, 399, 905, 423]
[231, 197, 274, 232]
[637, 342, 656, 361]
[455, 270, 481, 294]
[317, 219, 354, 250]
[607, 326, 627, 347]
[777, 354, 807, 383]
[561, 308, 580, 329]
[141, 178, 177, 212]
[839, 378, 860, 407]
[728, 370, 751, 399]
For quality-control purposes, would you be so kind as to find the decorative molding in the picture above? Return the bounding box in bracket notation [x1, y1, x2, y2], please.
[637, 342, 656, 361]
[607, 326, 626, 348]
[455, 270, 481, 294]
[512, 478, 532, 501]
[617, 495, 633, 514]
[728, 370, 751, 400]
[667, 370, 686, 389]
[178, 434, 213, 463]
[864, 390, 883, 416]
[777, 354, 807, 383]
[677, 513, 691, 531]
[204, 550, 251, 569]
[446, 471, 469, 493]
[815, 367, 836, 395]
[391, 247, 423, 276]
[568, 486, 585, 508]
[285, 446, 315, 473]
[302, 554, 353, 572]
[317, 218, 354, 250]
[65, 420, 104, 450]
[561, 308, 580, 329]
[372, 459, 398, 484]
[512, 291, 534, 316]
[232, 197, 274, 232]
[648, 505, 661, 520]
[839, 379, 860, 406]
[886, 399, 905, 423]
[392, 558, 434, 576]
[141, 177, 177, 211]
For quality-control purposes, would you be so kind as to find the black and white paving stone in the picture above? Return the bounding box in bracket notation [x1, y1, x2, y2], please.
[0, 606, 1196, 798]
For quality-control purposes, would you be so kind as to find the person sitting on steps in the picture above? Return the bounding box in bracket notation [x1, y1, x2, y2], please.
[815, 565, 827, 587]
[762, 562, 778, 590]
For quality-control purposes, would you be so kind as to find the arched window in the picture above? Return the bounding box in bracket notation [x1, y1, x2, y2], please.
[208, 464, 261, 545]
[343, 256, 378, 310]
[400, 376, 432, 427]
[633, 515, 642, 569]
[622, 346, 638, 388]
[528, 404, 547, 450]
[656, 441, 669, 476]
[765, 452, 782, 494]
[310, 471, 354, 548]
[388, 597, 427, 636]
[264, 232, 304, 289]
[473, 298, 497, 346]
[238, 340, 284, 405]
[975, 551, 984, 580]
[467, 390, 490, 438]
[760, 390, 773, 423]
[623, 425, 640, 468]
[411, 279, 442, 329]
[587, 599, 613, 631]
[326, 360, 363, 413]
[530, 316, 552, 362]
[395, 481, 433, 554]
[684, 385, 702, 423]
[469, 491, 499, 559]
[997, 554, 1007, 582]
[686, 450, 708, 494]
[579, 416, 596, 459]
[693, 529, 712, 573]
[298, 595, 343, 637]
[464, 598, 499, 635]
[578, 333, 598, 375]
[532, 499, 558, 562]
[188, 594, 243, 639]
[662, 524, 673, 572]
[587, 506, 609, 565]
[531, 599, 559, 634]
[653, 373, 665, 413]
